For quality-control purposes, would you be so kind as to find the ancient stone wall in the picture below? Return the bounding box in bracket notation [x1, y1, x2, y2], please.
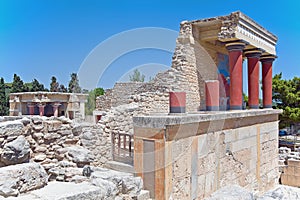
[133, 109, 281, 199]
[0, 116, 112, 175]
[96, 89, 113, 111]
[171, 121, 279, 199]
[279, 147, 300, 187]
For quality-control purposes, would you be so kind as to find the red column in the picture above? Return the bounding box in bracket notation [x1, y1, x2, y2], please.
[52, 103, 61, 117]
[205, 80, 219, 111]
[169, 92, 186, 114]
[226, 42, 246, 110]
[38, 103, 46, 116]
[261, 56, 276, 108]
[245, 51, 262, 109]
[27, 103, 35, 115]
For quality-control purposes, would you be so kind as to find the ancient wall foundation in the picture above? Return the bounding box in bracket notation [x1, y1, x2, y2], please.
[133, 109, 281, 199]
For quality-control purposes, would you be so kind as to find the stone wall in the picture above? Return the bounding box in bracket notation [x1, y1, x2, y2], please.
[96, 89, 113, 111]
[0, 116, 111, 173]
[279, 147, 300, 187]
[133, 109, 281, 199]
[171, 121, 279, 199]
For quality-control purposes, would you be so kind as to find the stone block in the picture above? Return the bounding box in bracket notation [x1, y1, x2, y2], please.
[198, 134, 209, 158]
[224, 129, 237, 143]
[281, 174, 300, 187]
[260, 121, 278, 133]
[0, 162, 48, 197]
[197, 175, 205, 199]
[198, 153, 217, 175]
[204, 171, 216, 196]
[288, 159, 300, 167]
[231, 136, 257, 152]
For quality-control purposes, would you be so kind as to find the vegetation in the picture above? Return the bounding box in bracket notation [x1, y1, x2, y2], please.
[273, 73, 300, 127]
[85, 88, 105, 115]
[0, 78, 8, 116]
[31, 79, 46, 92]
[129, 69, 145, 82]
[50, 76, 59, 92]
[11, 74, 27, 93]
[68, 73, 81, 93]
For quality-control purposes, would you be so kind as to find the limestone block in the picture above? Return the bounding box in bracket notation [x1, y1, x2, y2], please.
[259, 121, 278, 134]
[0, 162, 48, 197]
[0, 121, 23, 137]
[206, 185, 254, 200]
[205, 171, 216, 196]
[1, 136, 30, 165]
[231, 136, 257, 152]
[65, 146, 94, 167]
[198, 153, 217, 175]
[33, 153, 47, 162]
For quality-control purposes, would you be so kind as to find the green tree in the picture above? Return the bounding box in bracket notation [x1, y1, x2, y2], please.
[68, 73, 81, 93]
[129, 69, 145, 82]
[11, 74, 27, 93]
[50, 76, 59, 92]
[59, 84, 67, 93]
[0, 78, 8, 116]
[31, 79, 46, 92]
[94, 87, 104, 96]
[273, 73, 300, 127]
[85, 88, 104, 115]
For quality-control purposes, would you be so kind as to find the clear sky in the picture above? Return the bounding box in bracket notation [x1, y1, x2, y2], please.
[1, 0, 300, 90]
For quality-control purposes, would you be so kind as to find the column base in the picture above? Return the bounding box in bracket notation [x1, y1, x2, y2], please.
[169, 107, 186, 113]
[249, 105, 259, 109]
[206, 106, 219, 111]
[230, 105, 242, 110]
[263, 105, 272, 108]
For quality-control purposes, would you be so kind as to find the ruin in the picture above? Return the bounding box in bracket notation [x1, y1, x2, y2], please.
[9, 92, 87, 120]
[1, 11, 289, 199]
[93, 11, 281, 199]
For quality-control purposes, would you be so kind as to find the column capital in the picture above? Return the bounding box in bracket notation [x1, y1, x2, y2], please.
[37, 103, 46, 108]
[52, 102, 61, 107]
[260, 55, 277, 63]
[27, 102, 35, 107]
[225, 41, 247, 52]
[244, 49, 263, 58]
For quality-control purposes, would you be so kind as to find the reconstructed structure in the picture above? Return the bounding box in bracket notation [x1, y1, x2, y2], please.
[9, 92, 87, 119]
[130, 11, 280, 199]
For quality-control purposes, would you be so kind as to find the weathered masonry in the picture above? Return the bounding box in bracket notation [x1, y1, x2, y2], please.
[133, 11, 281, 199]
[134, 110, 281, 199]
[9, 92, 87, 119]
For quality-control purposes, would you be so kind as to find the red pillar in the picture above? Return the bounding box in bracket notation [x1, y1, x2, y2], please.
[38, 103, 45, 116]
[169, 92, 186, 114]
[27, 103, 35, 115]
[205, 80, 219, 111]
[261, 56, 276, 108]
[245, 51, 261, 109]
[52, 103, 61, 117]
[226, 42, 246, 110]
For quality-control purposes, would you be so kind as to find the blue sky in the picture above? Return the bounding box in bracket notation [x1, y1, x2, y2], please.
[1, 0, 300, 90]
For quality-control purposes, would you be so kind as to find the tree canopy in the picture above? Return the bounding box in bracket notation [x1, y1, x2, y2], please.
[50, 76, 59, 92]
[11, 74, 27, 93]
[129, 69, 145, 82]
[273, 73, 300, 125]
[68, 73, 81, 93]
[85, 88, 105, 115]
[31, 79, 46, 92]
[0, 78, 8, 116]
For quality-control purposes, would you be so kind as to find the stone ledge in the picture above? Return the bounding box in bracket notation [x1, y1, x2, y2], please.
[133, 109, 282, 129]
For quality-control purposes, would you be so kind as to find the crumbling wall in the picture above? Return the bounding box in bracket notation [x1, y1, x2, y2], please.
[279, 147, 300, 187]
[0, 116, 112, 176]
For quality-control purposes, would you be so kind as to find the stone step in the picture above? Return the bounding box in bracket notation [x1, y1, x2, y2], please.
[104, 160, 135, 174]
[136, 190, 151, 200]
